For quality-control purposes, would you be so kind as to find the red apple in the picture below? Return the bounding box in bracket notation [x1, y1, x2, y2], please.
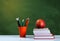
[36, 19, 46, 28]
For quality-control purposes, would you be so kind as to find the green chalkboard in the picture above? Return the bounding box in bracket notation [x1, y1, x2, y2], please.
[0, 0, 60, 35]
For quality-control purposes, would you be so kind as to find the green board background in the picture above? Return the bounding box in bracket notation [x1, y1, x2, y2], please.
[0, 0, 60, 35]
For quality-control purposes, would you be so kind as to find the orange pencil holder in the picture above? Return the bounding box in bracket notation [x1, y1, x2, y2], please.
[18, 26, 27, 37]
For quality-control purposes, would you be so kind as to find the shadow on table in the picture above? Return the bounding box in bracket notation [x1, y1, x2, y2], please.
[26, 35, 34, 38]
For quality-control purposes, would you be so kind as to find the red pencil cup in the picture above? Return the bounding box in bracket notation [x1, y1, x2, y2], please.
[18, 26, 27, 37]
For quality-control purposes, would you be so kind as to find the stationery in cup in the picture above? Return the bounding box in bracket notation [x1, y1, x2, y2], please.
[16, 17, 29, 37]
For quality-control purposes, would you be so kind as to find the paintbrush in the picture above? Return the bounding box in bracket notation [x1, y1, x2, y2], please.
[16, 17, 21, 27]
[25, 18, 29, 26]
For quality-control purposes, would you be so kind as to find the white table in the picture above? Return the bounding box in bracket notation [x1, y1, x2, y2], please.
[0, 35, 60, 41]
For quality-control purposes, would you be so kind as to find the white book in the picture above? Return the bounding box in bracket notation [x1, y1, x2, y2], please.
[34, 34, 53, 36]
[34, 36, 54, 39]
[33, 29, 51, 36]
[34, 34, 53, 37]
[33, 28, 51, 34]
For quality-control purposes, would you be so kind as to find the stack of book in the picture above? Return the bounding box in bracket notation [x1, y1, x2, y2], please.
[33, 28, 55, 39]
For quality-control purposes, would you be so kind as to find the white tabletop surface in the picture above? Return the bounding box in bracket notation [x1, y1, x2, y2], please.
[0, 35, 60, 41]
